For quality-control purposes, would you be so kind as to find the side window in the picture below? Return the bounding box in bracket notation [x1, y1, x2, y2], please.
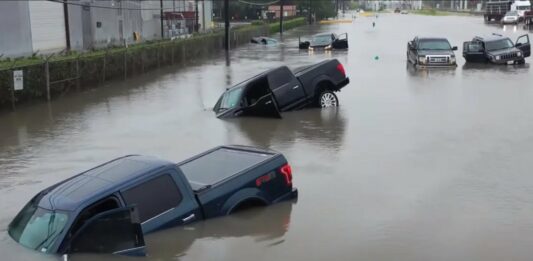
[121, 174, 182, 223]
[69, 197, 120, 237]
[268, 68, 293, 89]
[468, 42, 483, 52]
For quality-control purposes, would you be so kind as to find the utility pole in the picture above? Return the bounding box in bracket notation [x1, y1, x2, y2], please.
[308, 0, 312, 24]
[195, 0, 199, 32]
[224, 0, 230, 50]
[279, 0, 284, 34]
[160, 0, 164, 39]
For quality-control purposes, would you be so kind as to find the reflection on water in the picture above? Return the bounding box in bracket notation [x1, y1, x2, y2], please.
[462, 62, 530, 73]
[405, 61, 457, 78]
[70, 201, 295, 261]
[228, 108, 347, 150]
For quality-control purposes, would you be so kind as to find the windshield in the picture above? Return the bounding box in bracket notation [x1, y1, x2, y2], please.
[8, 200, 69, 253]
[311, 34, 333, 46]
[485, 39, 514, 51]
[418, 40, 452, 50]
[506, 11, 518, 16]
[219, 87, 243, 110]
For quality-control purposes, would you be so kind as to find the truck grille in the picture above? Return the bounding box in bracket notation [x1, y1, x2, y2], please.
[427, 56, 449, 64]
[500, 53, 518, 60]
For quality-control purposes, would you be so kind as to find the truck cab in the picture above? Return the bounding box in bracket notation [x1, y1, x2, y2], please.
[463, 34, 531, 64]
[511, 0, 531, 19]
[407, 37, 458, 67]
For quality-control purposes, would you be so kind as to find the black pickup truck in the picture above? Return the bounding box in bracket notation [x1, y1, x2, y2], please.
[463, 34, 531, 64]
[407, 37, 458, 67]
[213, 59, 350, 118]
[8, 145, 297, 256]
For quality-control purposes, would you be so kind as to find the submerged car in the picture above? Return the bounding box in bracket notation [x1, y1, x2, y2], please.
[213, 59, 349, 119]
[502, 10, 520, 24]
[463, 34, 531, 64]
[299, 33, 348, 51]
[8, 145, 297, 255]
[250, 36, 278, 45]
[407, 37, 458, 67]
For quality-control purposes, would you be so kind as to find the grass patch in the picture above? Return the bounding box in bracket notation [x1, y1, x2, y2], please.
[412, 9, 473, 16]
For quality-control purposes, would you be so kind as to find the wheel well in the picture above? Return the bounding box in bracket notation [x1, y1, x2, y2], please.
[315, 80, 335, 96]
[229, 197, 267, 214]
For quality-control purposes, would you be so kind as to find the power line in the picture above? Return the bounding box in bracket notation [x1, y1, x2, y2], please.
[47, 0, 180, 11]
[237, 0, 280, 6]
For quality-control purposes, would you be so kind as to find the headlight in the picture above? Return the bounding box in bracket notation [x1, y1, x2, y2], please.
[325, 45, 332, 50]
[308, 47, 314, 51]
[517, 52, 522, 57]
[418, 56, 426, 64]
[495, 55, 501, 60]
[450, 56, 456, 63]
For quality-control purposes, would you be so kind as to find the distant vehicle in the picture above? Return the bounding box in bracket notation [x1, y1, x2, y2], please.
[250, 36, 278, 45]
[407, 37, 458, 67]
[394, 8, 401, 13]
[213, 59, 350, 118]
[485, 0, 531, 22]
[400, 10, 409, 14]
[299, 33, 348, 51]
[502, 10, 520, 24]
[463, 34, 531, 64]
[524, 10, 533, 26]
[8, 146, 298, 255]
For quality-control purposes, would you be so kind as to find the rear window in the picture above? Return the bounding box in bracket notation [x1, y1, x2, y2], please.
[121, 174, 182, 223]
[268, 68, 293, 89]
[180, 148, 273, 187]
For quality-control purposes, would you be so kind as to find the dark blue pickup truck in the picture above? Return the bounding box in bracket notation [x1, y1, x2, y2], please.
[8, 145, 297, 256]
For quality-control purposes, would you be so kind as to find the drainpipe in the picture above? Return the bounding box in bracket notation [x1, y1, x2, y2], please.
[63, 0, 71, 50]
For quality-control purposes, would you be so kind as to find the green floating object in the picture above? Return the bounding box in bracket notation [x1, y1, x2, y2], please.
[374, 55, 379, 60]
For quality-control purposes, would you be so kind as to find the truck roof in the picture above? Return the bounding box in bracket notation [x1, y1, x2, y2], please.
[179, 146, 278, 191]
[38, 155, 174, 211]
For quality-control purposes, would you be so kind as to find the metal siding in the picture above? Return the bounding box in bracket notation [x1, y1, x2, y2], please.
[28, 0, 66, 52]
[0, 1, 33, 57]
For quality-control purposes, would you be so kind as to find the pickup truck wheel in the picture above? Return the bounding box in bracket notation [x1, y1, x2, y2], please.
[319, 91, 339, 108]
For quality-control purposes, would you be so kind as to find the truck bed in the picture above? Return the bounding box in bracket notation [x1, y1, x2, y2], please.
[178, 146, 277, 191]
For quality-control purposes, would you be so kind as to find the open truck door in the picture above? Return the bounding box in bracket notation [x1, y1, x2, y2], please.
[332, 33, 349, 49]
[516, 34, 531, 58]
[66, 206, 145, 256]
[463, 41, 486, 63]
[241, 94, 282, 118]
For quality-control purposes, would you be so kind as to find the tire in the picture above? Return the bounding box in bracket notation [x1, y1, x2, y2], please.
[517, 59, 526, 65]
[318, 90, 339, 108]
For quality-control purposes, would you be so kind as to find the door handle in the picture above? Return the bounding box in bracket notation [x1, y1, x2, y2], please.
[182, 213, 195, 223]
[292, 85, 299, 89]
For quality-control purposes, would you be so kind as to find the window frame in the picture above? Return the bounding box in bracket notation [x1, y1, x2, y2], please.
[119, 173, 183, 224]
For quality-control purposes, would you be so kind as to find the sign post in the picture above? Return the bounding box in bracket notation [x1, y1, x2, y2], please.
[13, 70, 23, 91]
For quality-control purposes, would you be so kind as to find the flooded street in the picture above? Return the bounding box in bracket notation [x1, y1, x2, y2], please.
[2, 13, 533, 261]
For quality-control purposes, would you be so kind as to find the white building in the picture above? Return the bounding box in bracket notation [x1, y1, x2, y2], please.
[0, 0, 214, 57]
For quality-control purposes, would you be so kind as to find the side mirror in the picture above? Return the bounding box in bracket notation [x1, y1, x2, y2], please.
[452, 46, 458, 51]
[516, 42, 523, 47]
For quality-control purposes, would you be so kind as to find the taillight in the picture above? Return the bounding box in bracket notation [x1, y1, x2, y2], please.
[336, 63, 346, 77]
[280, 164, 292, 186]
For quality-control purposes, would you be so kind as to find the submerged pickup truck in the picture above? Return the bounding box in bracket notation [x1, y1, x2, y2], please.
[8, 145, 297, 256]
[213, 59, 349, 119]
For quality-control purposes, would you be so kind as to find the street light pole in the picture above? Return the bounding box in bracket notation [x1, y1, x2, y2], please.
[279, 0, 284, 34]
[224, 0, 230, 50]
[160, 0, 164, 39]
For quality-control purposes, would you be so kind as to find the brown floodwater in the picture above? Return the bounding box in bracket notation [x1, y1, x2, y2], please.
[1, 13, 533, 261]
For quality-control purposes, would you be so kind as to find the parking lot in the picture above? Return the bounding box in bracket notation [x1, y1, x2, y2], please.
[1, 13, 533, 261]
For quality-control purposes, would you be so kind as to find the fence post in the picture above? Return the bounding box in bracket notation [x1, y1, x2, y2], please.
[45, 61, 51, 101]
[157, 44, 161, 68]
[76, 55, 81, 90]
[141, 48, 145, 73]
[123, 49, 127, 80]
[102, 50, 108, 84]
[171, 45, 175, 65]
[8, 60, 18, 110]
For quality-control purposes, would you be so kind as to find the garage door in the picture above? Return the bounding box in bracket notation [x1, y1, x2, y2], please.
[29, 1, 66, 52]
